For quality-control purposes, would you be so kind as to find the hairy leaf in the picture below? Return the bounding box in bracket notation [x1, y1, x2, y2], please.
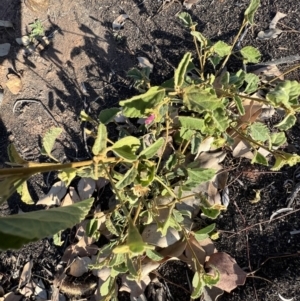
[99, 108, 121, 124]
[240, 46, 261, 63]
[271, 132, 286, 147]
[0, 198, 94, 250]
[244, 0, 260, 24]
[251, 150, 268, 166]
[139, 137, 164, 159]
[41, 127, 63, 162]
[249, 122, 270, 142]
[175, 52, 192, 88]
[16, 181, 34, 205]
[178, 116, 205, 131]
[177, 12, 194, 28]
[183, 85, 224, 113]
[92, 123, 107, 155]
[275, 114, 296, 131]
[119, 87, 166, 118]
[191, 272, 204, 299]
[194, 223, 216, 241]
[213, 41, 231, 57]
[191, 31, 208, 47]
[184, 168, 215, 187]
[116, 166, 138, 189]
[58, 168, 77, 187]
[272, 152, 300, 171]
[233, 95, 245, 115]
[112, 136, 140, 161]
[244, 73, 260, 94]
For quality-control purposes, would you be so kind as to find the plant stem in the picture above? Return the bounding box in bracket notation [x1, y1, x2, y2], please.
[216, 19, 247, 77]
[154, 175, 178, 200]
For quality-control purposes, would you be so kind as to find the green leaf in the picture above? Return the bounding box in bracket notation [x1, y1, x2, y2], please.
[116, 166, 138, 189]
[86, 219, 100, 240]
[229, 70, 246, 88]
[234, 95, 245, 115]
[213, 41, 231, 57]
[191, 134, 202, 154]
[275, 114, 296, 130]
[251, 150, 268, 166]
[271, 132, 286, 147]
[139, 137, 164, 159]
[249, 122, 270, 142]
[175, 52, 192, 88]
[191, 272, 204, 299]
[58, 168, 77, 187]
[119, 86, 166, 118]
[183, 85, 224, 113]
[184, 168, 215, 187]
[203, 269, 220, 287]
[194, 223, 216, 241]
[16, 181, 34, 205]
[240, 46, 261, 63]
[200, 206, 222, 219]
[41, 127, 63, 162]
[271, 152, 300, 171]
[7, 144, 27, 165]
[112, 136, 140, 161]
[100, 276, 113, 296]
[127, 219, 145, 254]
[244, 73, 260, 94]
[92, 123, 107, 156]
[53, 231, 64, 246]
[177, 12, 194, 28]
[178, 116, 205, 131]
[210, 108, 230, 132]
[191, 31, 208, 47]
[80, 110, 96, 123]
[0, 198, 94, 250]
[99, 108, 121, 124]
[146, 249, 164, 261]
[244, 0, 260, 24]
[209, 55, 222, 69]
[0, 176, 29, 205]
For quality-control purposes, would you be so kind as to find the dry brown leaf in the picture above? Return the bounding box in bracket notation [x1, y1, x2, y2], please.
[2, 292, 23, 301]
[205, 252, 247, 293]
[92, 266, 111, 280]
[198, 237, 217, 257]
[252, 64, 284, 82]
[159, 239, 187, 259]
[257, 28, 282, 40]
[34, 279, 47, 300]
[269, 12, 287, 29]
[232, 140, 253, 159]
[37, 181, 67, 206]
[19, 281, 35, 298]
[69, 256, 91, 277]
[202, 285, 224, 301]
[120, 275, 150, 298]
[18, 260, 33, 289]
[183, 0, 200, 9]
[6, 74, 22, 94]
[142, 223, 181, 248]
[77, 178, 96, 200]
[112, 14, 129, 30]
[137, 57, 154, 72]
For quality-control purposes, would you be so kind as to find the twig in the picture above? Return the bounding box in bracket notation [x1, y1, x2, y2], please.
[227, 207, 300, 238]
[13, 99, 59, 126]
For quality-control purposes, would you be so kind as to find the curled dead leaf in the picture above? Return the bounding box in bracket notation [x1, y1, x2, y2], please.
[112, 14, 129, 30]
[18, 260, 33, 289]
[205, 252, 247, 293]
[6, 74, 22, 95]
[183, 0, 200, 9]
[69, 256, 91, 277]
[37, 181, 67, 206]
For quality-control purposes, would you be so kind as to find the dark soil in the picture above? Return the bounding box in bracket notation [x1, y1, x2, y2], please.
[1, 0, 300, 300]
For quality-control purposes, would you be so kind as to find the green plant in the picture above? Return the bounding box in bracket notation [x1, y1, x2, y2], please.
[28, 19, 45, 42]
[1, 0, 300, 299]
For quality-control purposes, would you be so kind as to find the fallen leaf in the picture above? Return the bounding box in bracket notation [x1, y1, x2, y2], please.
[221, 186, 230, 208]
[269, 12, 287, 29]
[257, 28, 282, 40]
[112, 14, 129, 30]
[252, 65, 284, 81]
[34, 279, 47, 300]
[15, 36, 30, 47]
[120, 274, 150, 298]
[37, 181, 67, 206]
[232, 140, 253, 159]
[183, 0, 200, 9]
[77, 178, 96, 200]
[205, 252, 247, 292]
[137, 57, 154, 72]
[202, 285, 224, 301]
[69, 256, 91, 277]
[18, 260, 33, 289]
[2, 292, 22, 301]
[269, 207, 293, 222]
[6, 74, 22, 94]
[19, 281, 35, 298]
[0, 43, 11, 57]
[142, 223, 181, 248]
